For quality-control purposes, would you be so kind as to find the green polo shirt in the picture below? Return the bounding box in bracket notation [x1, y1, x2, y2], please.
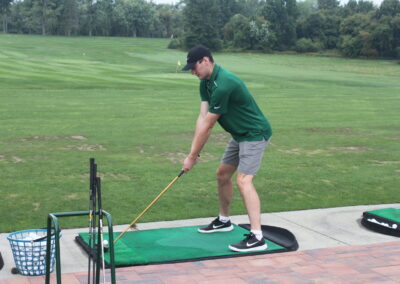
[199, 64, 272, 142]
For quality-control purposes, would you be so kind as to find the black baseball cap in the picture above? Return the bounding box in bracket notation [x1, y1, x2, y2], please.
[182, 45, 212, 71]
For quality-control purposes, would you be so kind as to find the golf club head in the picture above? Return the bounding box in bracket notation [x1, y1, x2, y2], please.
[129, 223, 138, 230]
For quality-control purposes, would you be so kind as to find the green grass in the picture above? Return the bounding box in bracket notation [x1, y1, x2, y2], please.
[0, 34, 399, 233]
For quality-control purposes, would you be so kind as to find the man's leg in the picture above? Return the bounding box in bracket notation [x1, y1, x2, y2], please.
[229, 173, 266, 252]
[235, 138, 269, 231]
[216, 163, 237, 217]
[236, 173, 261, 231]
[197, 165, 236, 233]
[228, 139, 269, 252]
[198, 140, 238, 234]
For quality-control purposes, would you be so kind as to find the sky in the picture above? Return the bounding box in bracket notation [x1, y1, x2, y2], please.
[149, 0, 384, 7]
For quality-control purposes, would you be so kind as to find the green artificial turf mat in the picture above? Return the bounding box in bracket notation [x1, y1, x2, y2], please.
[78, 225, 286, 266]
[365, 208, 400, 222]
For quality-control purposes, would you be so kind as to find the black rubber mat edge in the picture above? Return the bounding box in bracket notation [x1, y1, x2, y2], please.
[0, 251, 4, 270]
[361, 211, 400, 237]
[75, 236, 111, 269]
[239, 224, 299, 251]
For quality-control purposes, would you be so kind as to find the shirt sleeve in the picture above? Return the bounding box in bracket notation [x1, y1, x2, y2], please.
[209, 85, 230, 115]
[199, 81, 208, 102]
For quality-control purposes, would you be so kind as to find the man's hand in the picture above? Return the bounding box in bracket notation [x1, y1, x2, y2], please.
[182, 154, 199, 173]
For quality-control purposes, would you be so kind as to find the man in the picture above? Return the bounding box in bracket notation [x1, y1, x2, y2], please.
[181, 45, 272, 252]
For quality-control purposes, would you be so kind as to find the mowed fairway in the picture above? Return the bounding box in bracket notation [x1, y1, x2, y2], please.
[0, 34, 399, 232]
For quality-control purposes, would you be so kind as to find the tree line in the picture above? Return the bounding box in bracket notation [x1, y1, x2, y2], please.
[1, 0, 399, 58]
[0, 0, 183, 38]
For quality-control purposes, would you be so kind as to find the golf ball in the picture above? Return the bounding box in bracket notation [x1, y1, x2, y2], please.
[103, 240, 109, 247]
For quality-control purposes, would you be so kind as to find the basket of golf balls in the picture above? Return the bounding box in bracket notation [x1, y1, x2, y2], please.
[7, 229, 59, 276]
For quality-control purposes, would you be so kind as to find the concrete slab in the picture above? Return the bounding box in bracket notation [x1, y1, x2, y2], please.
[0, 203, 399, 280]
[270, 204, 400, 250]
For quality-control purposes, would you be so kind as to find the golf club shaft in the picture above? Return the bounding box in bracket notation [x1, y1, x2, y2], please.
[96, 177, 106, 284]
[92, 164, 97, 284]
[114, 170, 184, 244]
[88, 158, 96, 284]
[31, 232, 56, 242]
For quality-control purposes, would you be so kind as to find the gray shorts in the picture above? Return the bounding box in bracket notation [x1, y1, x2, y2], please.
[221, 138, 270, 175]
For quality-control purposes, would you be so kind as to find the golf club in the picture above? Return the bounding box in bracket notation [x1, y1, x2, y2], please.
[30, 231, 56, 242]
[96, 177, 106, 284]
[88, 158, 97, 284]
[114, 170, 185, 244]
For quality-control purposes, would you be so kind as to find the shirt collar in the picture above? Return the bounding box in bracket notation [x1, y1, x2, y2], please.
[208, 64, 220, 83]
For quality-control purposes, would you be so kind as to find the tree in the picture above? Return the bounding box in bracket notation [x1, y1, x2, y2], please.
[338, 12, 379, 57]
[223, 13, 276, 51]
[92, 0, 114, 36]
[154, 4, 184, 38]
[16, 0, 39, 34]
[240, 0, 264, 17]
[317, 0, 339, 10]
[297, 9, 341, 49]
[248, 16, 276, 50]
[122, 0, 155, 37]
[371, 21, 393, 56]
[215, 0, 242, 35]
[183, 0, 222, 50]
[156, 4, 176, 37]
[260, 0, 298, 50]
[377, 0, 400, 17]
[295, 37, 321, 52]
[30, 0, 58, 35]
[341, 0, 375, 17]
[61, 0, 79, 36]
[374, 0, 400, 57]
[224, 14, 251, 49]
[297, 0, 318, 19]
[391, 14, 400, 57]
[1, 0, 13, 33]
[79, 0, 95, 36]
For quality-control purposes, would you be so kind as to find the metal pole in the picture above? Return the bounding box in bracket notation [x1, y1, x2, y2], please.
[104, 211, 116, 284]
[45, 215, 52, 284]
[88, 158, 95, 283]
[44, 211, 116, 284]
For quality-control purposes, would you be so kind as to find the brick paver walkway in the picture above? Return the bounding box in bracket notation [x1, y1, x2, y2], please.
[4, 241, 400, 284]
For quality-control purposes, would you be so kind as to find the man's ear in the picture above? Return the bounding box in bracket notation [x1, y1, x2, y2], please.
[203, 56, 211, 63]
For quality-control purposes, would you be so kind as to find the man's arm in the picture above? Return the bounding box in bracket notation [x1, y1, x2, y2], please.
[193, 101, 210, 137]
[183, 102, 220, 172]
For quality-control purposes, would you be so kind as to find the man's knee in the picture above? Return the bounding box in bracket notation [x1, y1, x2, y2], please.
[236, 173, 254, 190]
[216, 164, 235, 183]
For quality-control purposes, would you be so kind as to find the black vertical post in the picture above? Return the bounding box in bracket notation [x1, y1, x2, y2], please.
[95, 177, 101, 284]
[97, 177, 106, 283]
[88, 158, 97, 284]
[92, 163, 97, 282]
